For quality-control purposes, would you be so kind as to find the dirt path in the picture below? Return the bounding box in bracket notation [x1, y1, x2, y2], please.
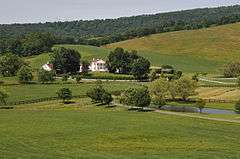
[155, 110, 240, 124]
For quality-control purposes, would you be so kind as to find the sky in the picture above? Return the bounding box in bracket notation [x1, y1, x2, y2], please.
[0, 0, 239, 24]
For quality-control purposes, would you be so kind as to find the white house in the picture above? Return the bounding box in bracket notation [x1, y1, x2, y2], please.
[80, 58, 108, 72]
[42, 63, 53, 71]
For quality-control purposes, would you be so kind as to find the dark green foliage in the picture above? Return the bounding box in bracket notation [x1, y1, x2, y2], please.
[107, 48, 139, 74]
[62, 74, 69, 82]
[37, 69, 55, 83]
[0, 32, 55, 56]
[75, 75, 82, 83]
[224, 62, 240, 78]
[81, 60, 90, 75]
[195, 99, 206, 113]
[0, 53, 24, 77]
[57, 88, 72, 104]
[120, 87, 151, 108]
[0, 90, 8, 106]
[131, 57, 150, 80]
[1, 5, 240, 46]
[235, 100, 240, 114]
[50, 47, 81, 74]
[17, 66, 33, 83]
[101, 92, 113, 106]
[86, 81, 113, 105]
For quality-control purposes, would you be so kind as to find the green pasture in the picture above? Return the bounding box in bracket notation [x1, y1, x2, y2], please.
[105, 23, 240, 73]
[0, 99, 240, 158]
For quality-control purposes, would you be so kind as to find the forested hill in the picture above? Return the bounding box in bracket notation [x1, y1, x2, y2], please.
[1, 5, 240, 46]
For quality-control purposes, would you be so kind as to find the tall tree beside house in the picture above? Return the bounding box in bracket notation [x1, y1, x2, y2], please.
[131, 57, 150, 80]
[81, 60, 90, 74]
[107, 48, 139, 74]
[0, 53, 24, 77]
[50, 47, 81, 74]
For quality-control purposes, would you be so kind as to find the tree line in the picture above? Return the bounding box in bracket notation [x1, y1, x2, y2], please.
[1, 5, 240, 47]
[0, 32, 55, 56]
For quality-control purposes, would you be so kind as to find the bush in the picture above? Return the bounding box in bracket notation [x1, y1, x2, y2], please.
[87, 81, 113, 105]
[17, 65, 33, 84]
[120, 87, 151, 109]
[37, 69, 56, 83]
[235, 100, 240, 114]
[57, 88, 72, 104]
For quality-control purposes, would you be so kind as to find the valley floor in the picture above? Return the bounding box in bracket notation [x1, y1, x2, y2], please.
[0, 99, 240, 159]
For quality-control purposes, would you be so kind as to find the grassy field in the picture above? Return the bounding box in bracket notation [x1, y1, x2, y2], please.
[0, 99, 240, 158]
[1, 81, 139, 104]
[105, 23, 240, 73]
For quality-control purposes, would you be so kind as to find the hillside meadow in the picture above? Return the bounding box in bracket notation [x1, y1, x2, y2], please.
[105, 23, 240, 73]
[1, 99, 240, 159]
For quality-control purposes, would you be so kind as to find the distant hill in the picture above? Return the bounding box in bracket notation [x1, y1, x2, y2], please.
[105, 23, 240, 73]
[1, 5, 240, 46]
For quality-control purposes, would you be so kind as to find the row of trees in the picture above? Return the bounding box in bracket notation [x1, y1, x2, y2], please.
[0, 32, 55, 56]
[1, 5, 240, 47]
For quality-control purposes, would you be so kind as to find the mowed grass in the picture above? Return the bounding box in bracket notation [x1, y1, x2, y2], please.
[105, 23, 240, 73]
[0, 100, 240, 158]
[2, 82, 138, 104]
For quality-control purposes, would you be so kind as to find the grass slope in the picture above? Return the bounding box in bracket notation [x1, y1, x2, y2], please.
[105, 23, 240, 73]
[0, 100, 240, 158]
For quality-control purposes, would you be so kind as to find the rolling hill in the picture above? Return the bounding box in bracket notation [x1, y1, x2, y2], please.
[105, 23, 240, 73]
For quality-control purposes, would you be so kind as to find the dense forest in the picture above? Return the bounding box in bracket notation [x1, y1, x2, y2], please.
[1, 5, 240, 51]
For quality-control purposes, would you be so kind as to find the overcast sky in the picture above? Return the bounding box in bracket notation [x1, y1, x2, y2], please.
[0, 0, 239, 24]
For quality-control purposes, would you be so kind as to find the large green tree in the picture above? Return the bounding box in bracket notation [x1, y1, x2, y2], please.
[131, 57, 150, 80]
[176, 77, 198, 101]
[0, 53, 24, 77]
[107, 48, 139, 74]
[50, 47, 81, 74]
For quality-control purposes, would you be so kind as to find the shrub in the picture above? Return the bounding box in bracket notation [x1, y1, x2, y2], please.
[120, 87, 151, 109]
[57, 88, 72, 104]
[37, 69, 56, 83]
[87, 80, 113, 106]
[17, 65, 33, 84]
